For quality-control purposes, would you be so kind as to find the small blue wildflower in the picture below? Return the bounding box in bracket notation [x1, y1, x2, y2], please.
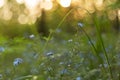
[0, 47, 5, 52]
[78, 22, 83, 27]
[59, 62, 64, 65]
[99, 63, 108, 68]
[60, 69, 68, 75]
[13, 58, 23, 66]
[76, 77, 81, 80]
[46, 52, 53, 56]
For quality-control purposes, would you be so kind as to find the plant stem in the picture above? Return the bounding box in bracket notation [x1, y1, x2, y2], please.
[93, 17, 113, 79]
[79, 26, 103, 64]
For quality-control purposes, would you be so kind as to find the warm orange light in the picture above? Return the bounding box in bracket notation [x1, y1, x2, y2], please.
[59, 0, 71, 7]
[0, 0, 5, 8]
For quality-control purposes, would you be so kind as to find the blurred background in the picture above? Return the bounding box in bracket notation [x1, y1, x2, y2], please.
[0, 0, 120, 38]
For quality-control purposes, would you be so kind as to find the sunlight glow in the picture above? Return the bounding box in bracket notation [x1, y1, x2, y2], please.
[18, 14, 37, 24]
[18, 14, 28, 24]
[16, 0, 24, 4]
[41, 0, 53, 10]
[0, 0, 5, 8]
[59, 0, 71, 7]
[24, 0, 40, 9]
[2, 8, 13, 20]
[94, 0, 103, 6]
[94, 0, 104, 10]
[24, 0, 41, 19]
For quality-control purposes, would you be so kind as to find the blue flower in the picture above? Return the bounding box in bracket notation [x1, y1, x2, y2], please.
[46, 52, 53, 56]
[78, 22, 83, 27]
[13, 58, 23, 66]
[0, 46, 5, 52]
[76, 77, 81, 80]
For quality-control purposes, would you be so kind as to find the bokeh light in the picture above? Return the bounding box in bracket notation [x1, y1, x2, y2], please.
[18, 14, 28, 24]
[0, 0, 119, 24]
[16, 0, 24, 4]
[41, 0, 53, 10]
[23, 0, 41, 24]
[0, 0, 5, 8]
[59, 0, 71, 7]
[94, 0, 104, 10]
[1, 6, 13, 20]
[24, 0, 40, 10]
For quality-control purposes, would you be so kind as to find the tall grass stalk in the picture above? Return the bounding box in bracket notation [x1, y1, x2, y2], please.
[14, 75, 33, 80]
[37, 7, 113, 79]
[36, 9, 75, 78]
[78, 25, 104, 65]
[76, 7, 113, 79]
[41, 9, 74, 53]
[77, 7, 113, 79]
[93, 16, 113, 79]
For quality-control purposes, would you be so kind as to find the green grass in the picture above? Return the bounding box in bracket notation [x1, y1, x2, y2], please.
[0, 8, 120, 80]
[0, 30, 119, 80]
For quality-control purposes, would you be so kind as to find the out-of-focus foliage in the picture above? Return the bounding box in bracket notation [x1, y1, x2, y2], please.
[108, 0, 120, 9]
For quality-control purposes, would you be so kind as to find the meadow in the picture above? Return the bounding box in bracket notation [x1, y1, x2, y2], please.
[0, 1, 120, 80]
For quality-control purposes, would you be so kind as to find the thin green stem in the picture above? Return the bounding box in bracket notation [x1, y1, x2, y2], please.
[37, 9, 74, 59]
[76, 7, 113, 79]
[79, 26, 103, 64]
[93, 18, 113, 79]
[14, 75, 33, 80]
